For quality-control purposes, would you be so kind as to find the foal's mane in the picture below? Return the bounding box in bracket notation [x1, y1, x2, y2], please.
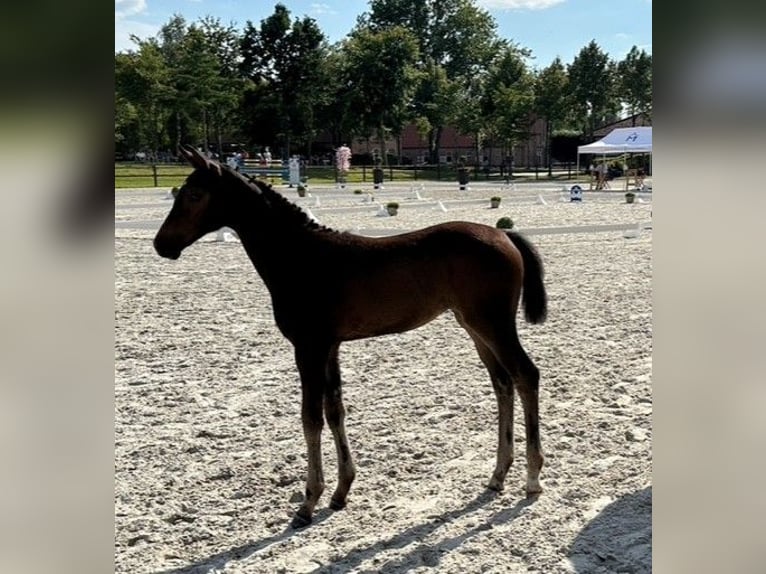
[222, 164, 336, 234]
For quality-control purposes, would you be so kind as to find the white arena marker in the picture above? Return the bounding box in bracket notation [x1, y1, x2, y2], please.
[623, 225, 641, 239]
[536, 194, 547, 205]
[305, 208, 320, 223]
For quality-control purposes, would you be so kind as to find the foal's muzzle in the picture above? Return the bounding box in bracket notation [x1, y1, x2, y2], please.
[153, 236, 182, 260]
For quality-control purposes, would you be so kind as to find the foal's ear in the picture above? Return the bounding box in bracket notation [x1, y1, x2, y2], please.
[179, 144, 222, 176]
[179, 144, 207, 169]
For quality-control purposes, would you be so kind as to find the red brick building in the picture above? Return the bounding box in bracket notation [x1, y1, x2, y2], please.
[345, 116, 549, 167]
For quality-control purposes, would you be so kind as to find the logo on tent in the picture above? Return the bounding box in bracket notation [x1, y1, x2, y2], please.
[625, 132, 639, 142]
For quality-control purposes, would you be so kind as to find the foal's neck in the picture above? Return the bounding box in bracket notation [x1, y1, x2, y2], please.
[223, 177, 325, 289]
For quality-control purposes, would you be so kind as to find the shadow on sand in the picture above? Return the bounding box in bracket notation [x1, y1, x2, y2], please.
[152, 490, 534, 574]
[568, 486, 652, 574]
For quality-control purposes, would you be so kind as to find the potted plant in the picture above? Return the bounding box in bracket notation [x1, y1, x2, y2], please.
[373, 157, 384, 190]
[490, 196, 502, 208]
[457, 156, 470, 191]
[495, 216, 514, 229]
[386, 201, 399, 216]
[625, 191, 636, 204]
[297, 183, 307, 197]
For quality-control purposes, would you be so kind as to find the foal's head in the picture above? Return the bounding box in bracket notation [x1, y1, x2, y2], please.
[154, 145, 233, 260]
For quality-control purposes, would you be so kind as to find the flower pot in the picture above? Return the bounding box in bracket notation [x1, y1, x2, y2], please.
[490, 199, 501, 209]
[625, 193, 635, 204]
[386, 205, 398, 216]
[297, 187, 307, 197]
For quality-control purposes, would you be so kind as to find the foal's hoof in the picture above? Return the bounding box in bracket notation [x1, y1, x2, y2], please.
[290, 512, 312, 529]
[526, 478, 543, 498]
[329, 496, 347, 511]
[525, 485, 543, 500]
[487, 478, 505, 492]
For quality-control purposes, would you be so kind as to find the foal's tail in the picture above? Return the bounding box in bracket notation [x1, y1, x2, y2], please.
[505, 231, 548, 324]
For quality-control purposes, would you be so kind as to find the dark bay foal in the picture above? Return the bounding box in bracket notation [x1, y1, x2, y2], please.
[154, 145, 548, 527]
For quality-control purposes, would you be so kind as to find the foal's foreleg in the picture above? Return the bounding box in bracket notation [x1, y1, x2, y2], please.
[324, 345, 356, 510]
[293, 345, 329, 527]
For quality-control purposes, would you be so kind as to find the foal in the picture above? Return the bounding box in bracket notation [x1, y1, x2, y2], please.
[154, 145, 548, 527]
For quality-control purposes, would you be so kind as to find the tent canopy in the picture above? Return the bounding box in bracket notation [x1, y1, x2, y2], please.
[578, 127, 652, 155]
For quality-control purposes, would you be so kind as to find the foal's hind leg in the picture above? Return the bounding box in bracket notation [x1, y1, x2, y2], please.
[489, 336, 544, 496]
[456, 315, 515, 492]
[324, 345, 356, 510]
[464, 316, 544, 496]
[474, 337, 516, 491]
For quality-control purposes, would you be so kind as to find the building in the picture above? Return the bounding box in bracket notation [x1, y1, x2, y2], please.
[344, 116, 549, 167]
[592, 112, 652, 139]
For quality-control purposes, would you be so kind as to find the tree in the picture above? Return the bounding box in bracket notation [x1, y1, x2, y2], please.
[617, 46, 652, 121]
[365, 0, 503, 162]
[240, 4, 329, 157]
[567, 40, 620, 136]
[535, 57, 569, 174]
[340, 26, 420, 164]
[196, 16, 248, 155]
[482, 46, 536, 175]
[115, 41, 174, 156]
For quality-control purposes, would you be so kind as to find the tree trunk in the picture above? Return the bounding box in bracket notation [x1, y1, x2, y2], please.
[378, 127, 386, 166]
[546, 120, 553, 177]
[202, 108, 209, 154]
[427, 128, 437, 164]
[175, 111, 182, 153]
[216, 121, 223, 161]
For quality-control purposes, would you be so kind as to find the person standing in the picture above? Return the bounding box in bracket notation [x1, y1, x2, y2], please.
[335, 144, 352, 189]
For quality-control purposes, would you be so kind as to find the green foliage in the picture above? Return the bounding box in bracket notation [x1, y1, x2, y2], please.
[495, 216, 514, 229]
[617, 46, 652, 118]
[567, 41, 621, 135]
[366, 0, 502, 162]
[114, 7, 650, 164]
[482, 46, 535, 149]
[340, 25, 420, 163]
[240, 5, 329, 151]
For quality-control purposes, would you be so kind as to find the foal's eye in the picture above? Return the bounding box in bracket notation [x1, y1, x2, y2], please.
[187, 189, 203, 201]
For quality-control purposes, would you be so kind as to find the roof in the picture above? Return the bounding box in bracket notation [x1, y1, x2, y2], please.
[578, 127, 652, 155]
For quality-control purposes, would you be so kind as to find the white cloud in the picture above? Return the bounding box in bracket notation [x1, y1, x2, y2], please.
[310, 3, 336, 15]
[115, 19, 159, 52]
[115, 0, 147, 20]
[615, 32, 630, 40]
[478, 0, 565, 10]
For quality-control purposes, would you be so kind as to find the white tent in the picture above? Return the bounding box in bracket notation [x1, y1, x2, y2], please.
[578, 126, 652, 155]
[577, 127, 652, 186]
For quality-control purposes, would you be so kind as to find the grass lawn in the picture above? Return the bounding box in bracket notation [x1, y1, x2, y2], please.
[115, 162, 584, 189]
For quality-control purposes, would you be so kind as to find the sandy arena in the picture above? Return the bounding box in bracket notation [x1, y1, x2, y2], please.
[115, 180, 652, 574]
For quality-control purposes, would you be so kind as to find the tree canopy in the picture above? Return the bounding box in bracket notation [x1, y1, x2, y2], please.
[114, 2, 652, 166]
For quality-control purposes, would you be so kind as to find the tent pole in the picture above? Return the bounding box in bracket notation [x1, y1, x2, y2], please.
[576, 153, 580, 186]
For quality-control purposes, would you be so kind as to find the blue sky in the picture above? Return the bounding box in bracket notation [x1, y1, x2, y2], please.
[115, 0, 651, 68]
